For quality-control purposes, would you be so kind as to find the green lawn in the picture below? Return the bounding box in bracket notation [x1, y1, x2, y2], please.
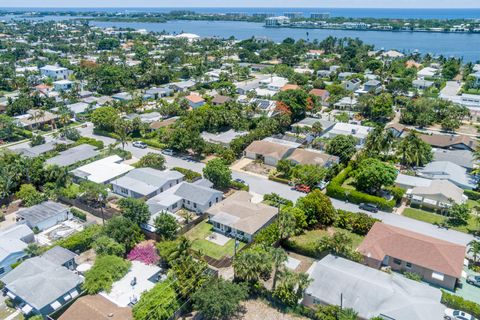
[185, 221, 246, 260]
[403, 208, 479, 234]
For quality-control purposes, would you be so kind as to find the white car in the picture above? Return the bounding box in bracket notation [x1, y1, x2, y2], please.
[161, 149, 174, 156]
[444, 308, 476, 320]
[132, 141, 147, 149]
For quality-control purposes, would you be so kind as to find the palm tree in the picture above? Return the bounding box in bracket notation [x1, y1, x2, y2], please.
[270, 247, 288, 290]
[24, 243, 42, 257]
[311, 121, 323, 136]
[168, 237, 192, 262]
[114, 119, 133, 150]
[468, 240, 480, 263]
[337, 308, 359, 320]
[396, 131, 432, 168]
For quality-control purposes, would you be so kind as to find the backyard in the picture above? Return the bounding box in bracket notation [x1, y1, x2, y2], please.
[184, 220, 246, 260]
[403, 207, 480, 234]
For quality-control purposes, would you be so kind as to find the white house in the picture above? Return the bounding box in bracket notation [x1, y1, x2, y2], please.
[40, 65, 73, 80]
[53, 79, 73, 91]
[322, 122, 373, 145]
[15, 201, 71, 231]
[71, 155, 134, 184]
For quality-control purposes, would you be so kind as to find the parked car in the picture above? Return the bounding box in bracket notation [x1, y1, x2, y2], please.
[359, 203, 379, 213]
[444, 308, 476, 320]
[315, 180, 329, 190]
[132, 141, 147, 149]
[162, 149, 174, 156]
[234, 178, 247, 185]
[295, 184, 311, 193]
[466, 275, 480, 287]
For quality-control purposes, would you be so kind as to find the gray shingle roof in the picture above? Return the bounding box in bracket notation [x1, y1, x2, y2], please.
[174, 182, 222, 205]
[419, 161, 476, 189]
[112, 168, 184, 196]
[41, 246, 77, 266]
[305, 255, 445, 320]
[2, 256, 83, 310]
[45, 144, 99, 167]
[16, 201, 69, 226]
[433, 149, 474, 170]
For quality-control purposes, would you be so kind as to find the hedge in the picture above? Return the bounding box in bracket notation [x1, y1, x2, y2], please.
[326, 166, 395, 211]
[139, 138, 166, 149]
[441, 291, 480, 318]
[71, 207, 87, 221]
[93, 128, 120, 140]
[56, 224, 103, 253]
[172, 167, 201, 182]
[75, 137, 104, 150]
[268, 175, 290, 185]
[465, 189, 480, 201]
[230, 180, 249, 191]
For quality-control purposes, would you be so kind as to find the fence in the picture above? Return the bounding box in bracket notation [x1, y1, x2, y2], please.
[57, 196, 120, 220]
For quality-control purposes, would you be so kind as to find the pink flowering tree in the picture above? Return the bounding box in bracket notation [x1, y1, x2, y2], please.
[127, 241, 160, 265]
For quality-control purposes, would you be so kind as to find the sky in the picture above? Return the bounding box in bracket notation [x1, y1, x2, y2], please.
[2, 0, 480, 8]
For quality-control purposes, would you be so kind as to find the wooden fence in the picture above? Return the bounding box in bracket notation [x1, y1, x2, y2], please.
[57, 196, 120, 220]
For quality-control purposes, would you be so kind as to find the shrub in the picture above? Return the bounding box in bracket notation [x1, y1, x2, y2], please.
[465, 189, 480, 201]
[127, 241, 160, 265]
[30, 134, 46, 147]
[441, 291, 480, 318]
[16, 184, 46, 207]
[404, 271, 422, 282]
[133, 280, 180, 320]
[70, 207, 87, 221]
[268, 175, 290, 184]
[93, 235, 125, 256]
[263, 193, 293, 208]
[135, 153, 166, 170]
[107, 148, 132, 160]
[56, 224, 103, 252]
[386, 186, 406, 204]
[173, 167, 201, 182]
[93, 128, 120, 139]
[83, 255, 131, 294]
[254, 222, 280, 246]
[334, 210, 380, 236]
[230, 180, 249, 191]
[75, 137, 104, 150]
[139, 138, 165, 149]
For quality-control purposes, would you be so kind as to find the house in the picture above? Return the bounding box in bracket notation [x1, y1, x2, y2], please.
[201, 129, 248, 147]
[413, 79, 435, 90]
[386, 123, 407, 138]
[40, 65, 72, 80]
[58, 295, 132, 320]
[394, 173, 432, 190]
[309, 89, 330, 104]
[146, 180, 223, 227]
[344, 78, 361, 92]
[53, 79, 73, 91]
[145, 86, 173, 99]
[170, 80, 196, 92]
[418, 160, 476, 189]
[41, 246, 77, 270]
[280, 84, 300, 91]
[236, 80, 261, 95]
[362, 79, 382, 94]
[148, 116, 179, 130]
[125, 112, 162, 123]
[260, 76, 289, 91]
[334, 96, 358, 110]
[381, 50, 405, 59]
[185, 94, 205, 109]
[16, 201, 71, 231]
[286, 149, 339, 167]
[15, 109, 59, 129]
[71, 155, 134, 184]
[207, 191, 278, 242]
[2, 256, 83, 317]
[46, 144, 99, 167]
[338, 72, 353, 81]
[303, 254, 445, 320]
[419, 133, 477, 151]
[417, 66, 439, 79]
[14, 138, 71, 158]
[211, 95, 232, 105]
[244, 140, 297, 166]
[0, 225, 34, 278]
[358, 222, 466, 291]
[322, 122, 373, 145]
[409, 180, 467, 210]
[65, 102, 91, 114]
[251, 98, 277, 117]
[471, 71, 480, 88]
[112, 92, 132, 101]
[291, 117, 336, 135]
[111, 168, 184, 199]
[433, 149, 475, 171]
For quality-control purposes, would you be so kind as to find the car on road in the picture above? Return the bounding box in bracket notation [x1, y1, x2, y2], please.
[359, 203, 379, 213]
[466, 275, 480, 287]
[295, 184, 311, 193]
[162, 149, 174, 156]
[444, 308, 476, 320]
[314, 180, 329, 190]
[234, 178, 247, 185]
[132, 141, 147, 149]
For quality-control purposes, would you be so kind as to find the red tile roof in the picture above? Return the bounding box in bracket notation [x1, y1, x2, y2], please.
[357, 222, 465, 278]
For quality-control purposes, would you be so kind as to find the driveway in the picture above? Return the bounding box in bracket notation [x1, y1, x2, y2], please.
[440, 81, 462, 102]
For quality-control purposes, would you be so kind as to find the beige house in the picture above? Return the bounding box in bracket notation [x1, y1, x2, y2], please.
[409, 180, 466, 210]
[207, 191, 278, 242]
[244, 140, 296, 166]
[286, 149, 339, 167]
[358, 222, 466, 291]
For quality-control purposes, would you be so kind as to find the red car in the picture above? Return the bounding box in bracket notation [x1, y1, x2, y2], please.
[295, 184, 311, 193]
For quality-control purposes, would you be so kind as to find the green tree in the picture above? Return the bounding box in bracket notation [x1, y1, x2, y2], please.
[275, 89, 312, 122]
[192, 278, 248, 320]
[154, 212, 179, 240]
[0, 115, 16, 141]
[203, 158, 232, 189]
[326, 135, 357, 163]
[273, 270, 311, 307]
[234, 247, 272, 284]
[104, 216, 144, 252]
[114, 118, 133, 150]
[170, 254, 209, 298]
[296, 189, 337, 227]
[317, 231, 355, 258]
[79, 181, 108, 207]
[338, 308, 359, 320]
[291, 164, 327, 188]
[448, 203, 470, 226]
[396, 131, 433, 167]
[92, 235, 125, 256]
[271, 247, 288, 290]
[118, 197, 150, 225]
[83, 255, 131, 294]
[15, 184, 46, 207]
[24, 243, 43, 257]
[468, 240, 480, 263]
[133, 280, 180, 320]
[278, 205, 304, 240]
[29, 134, 46, 147]
[276, 159, 295, 178]
[136, 153, 166, 170]
[91, 106, 119, 131]
[353, 158, 397, 195]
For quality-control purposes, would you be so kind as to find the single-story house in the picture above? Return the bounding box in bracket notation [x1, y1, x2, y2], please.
[413, 79, 435, 90]
[53, 79, 73, 91]
[409, 180, 467, 210]
[46, 144, 99, 167]
[291, 117, 336, 135]
[170, 80, 196, 92]
[201, 129, 248, 147]
[211, 95, 232, 105]
[309, 89, 330, 104]
[2, 256, 83, 317]
[111, 168, 184, 199]
[244, 140, 296, 166]
[386, 123, 407, 138]
[395, 173, 431, 190]
[112, 92, 132, 101]
[280, 84, 300, 91]
[41, 246, 77, 270]
[286, 149, 339, 167]
[362, 79, 382, 94]
[418, 161, 476, 190]
[433, 149, 474, 171]
[358, 222, 466, 291]
[417, 66, 439, 79]
[14, 109, 59, 129]
[322, 122, 373, 145]
[58, 294, 132, 320]
[334, 96, 358, 110]
[419, 133, 477, 151]
[125, 112, 162, 123]
[303, 254, 445, 320]
[260, 76, 288, 91]
[16, 201, 71, 231]
[236, 80, 262, 95]
[185, 94, 205, 109]
[251, 98, 277, 117]
[65, 102, 91, 114]
[71, 155, 134, 184]
[145, 86, 173, 99]
[146, 180, 223, 229]
[0, 225, 34, 278]
[207, 191, 278, 242]
[14, 138, 71, 158]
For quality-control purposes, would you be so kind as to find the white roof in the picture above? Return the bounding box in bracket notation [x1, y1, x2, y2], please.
[71, 155, 134, 184]
[418, 67, 438, 78]
[328, 122, 372, 139]
[40, 65, 68, 71]
[395, 173, 432, 188]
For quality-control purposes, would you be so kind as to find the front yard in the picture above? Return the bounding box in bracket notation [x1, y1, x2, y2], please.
[184, 220, 246, 260]
[403, 208, 479, 234]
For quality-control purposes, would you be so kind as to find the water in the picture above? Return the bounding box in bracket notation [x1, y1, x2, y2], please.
[1, 7, 480, 19]
[89, 20, 480, 62]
